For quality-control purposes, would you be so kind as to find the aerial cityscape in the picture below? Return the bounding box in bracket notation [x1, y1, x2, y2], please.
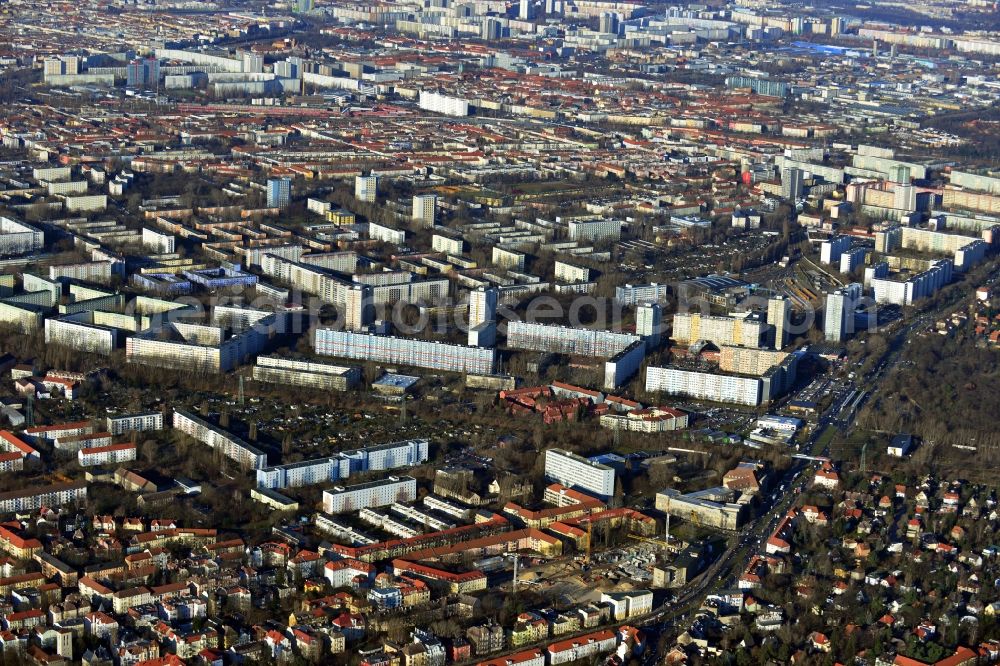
[0, 0, 997, 663]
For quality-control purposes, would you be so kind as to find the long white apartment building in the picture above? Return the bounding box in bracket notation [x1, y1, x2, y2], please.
[352, 271, 412, 288]
[0, 481, 88, 514]
[25, 421, 94, 442]
[0, 217, 44, 256]
[53, 432, 112, 453]
[315, 329, 496, 375]
[566, 217, 622, 243]
[172, 409, 267, 470]
[492, 246, 526, 271]
[369, 222, 406, 245]
[671, 312, 770, 348]
[432, 233, 463, 255]
[314, 515, 378, 545]
[301, 251, 358, 274]
[422, 494, 472, 520]
[390, 502, 455, 531]
[107, 411, 164, 436]
[49, 261, 113, 283]
[45, 315, 118, 356]
[261, 253, 349, 305]
[506, 321, 641, 358]
[643, 366, 775, 407]
[367, 278, 449, 307]
[645, 354, 799, 407]
[78, 443, 137, 467]
[256, 438, 429, 489]
[22, 273, 59, 304]
[359, 508, 419, 539]
[322, 476, 418, 514]
[615, 282, 670, 305]
[554, 261, 591, 284]
[252, 356, 360, 392]
[0, 302, 44, 333]
[418, 91, 469, 117]
[543, 448, 615, 498]
[871, 259, 953, 305]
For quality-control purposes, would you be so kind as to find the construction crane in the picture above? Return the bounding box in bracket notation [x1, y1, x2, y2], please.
[585, 518, 593, 566]
[664, 506, 671, 551]
[505, 551, 521, 594]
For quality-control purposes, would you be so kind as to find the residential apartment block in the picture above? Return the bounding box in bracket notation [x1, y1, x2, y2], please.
[322, 476, 418, 514]
[256, 439, 429, 489]
[315, 329, 496, 374]
[0, 217, 44, 256]
[671, 312, 771, 349]
[645, 356, 798, 407]
[0, 482, 88, 514]
[566, 218, 621, 243]
[614, 283, 669, 305]
[544, 449, 615, 498]
[25, 421, 94, 442]
[354, 175, 377, 203]
[45, 315, 118, 355]
[251, 356, 361, 392]
[599, 406, 688, 432]
[53, 432, 112, 453]
[172, 409, 267, 470]
[872, 259, 953, 305]
[547, 629, 617, 665]
[127, 309, 280, 373]
[107, 411, 164, 436]
[78, 443, 138, 467]
[506, 321, 641, 358]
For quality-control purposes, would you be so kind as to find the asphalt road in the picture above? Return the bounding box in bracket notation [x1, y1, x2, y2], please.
[636, 383, 847, 652]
